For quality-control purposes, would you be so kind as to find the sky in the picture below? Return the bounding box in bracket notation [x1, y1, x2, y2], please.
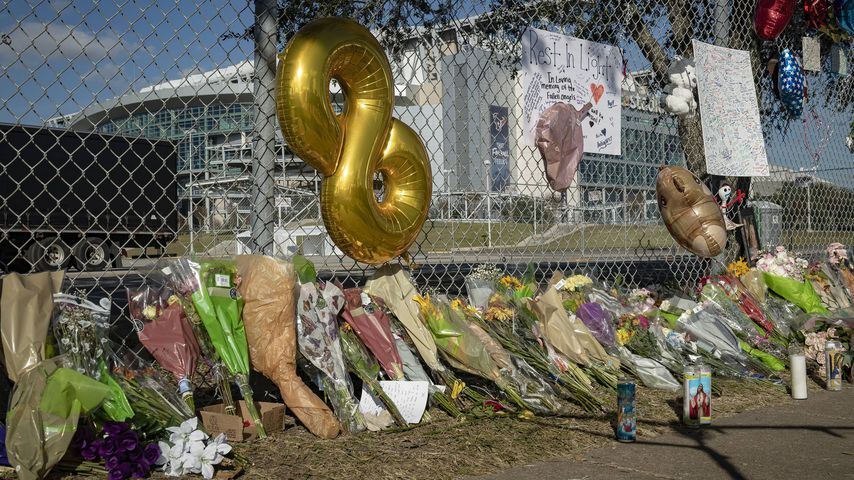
[0, 0, 851, 186]
[0, 0, 255, 124]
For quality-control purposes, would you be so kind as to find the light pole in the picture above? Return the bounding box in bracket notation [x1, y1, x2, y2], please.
[484, 160, 492, 248]
[185, 128, 197, 255]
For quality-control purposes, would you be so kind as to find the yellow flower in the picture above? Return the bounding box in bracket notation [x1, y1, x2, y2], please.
[485, 306, 513, 322]
[561, 274, 593, 292]
[142, 305, 157, 320]
[450, 299, 464, 311]
[616, 328, 632, 346]
[167, 295, 179, 305]
[727, 258, 750, 278]
[499, 276, 523, 290]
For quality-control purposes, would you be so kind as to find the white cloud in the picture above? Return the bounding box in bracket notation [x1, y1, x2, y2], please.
[0, 20, 131, 64]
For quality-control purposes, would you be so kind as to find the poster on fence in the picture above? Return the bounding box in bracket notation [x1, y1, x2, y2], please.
[693, 40, 769, 177]
[489, 105, 511, 192]
[521, 27, 622, 156]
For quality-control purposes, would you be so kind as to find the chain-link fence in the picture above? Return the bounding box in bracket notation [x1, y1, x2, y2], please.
[1, 1, 853, 316]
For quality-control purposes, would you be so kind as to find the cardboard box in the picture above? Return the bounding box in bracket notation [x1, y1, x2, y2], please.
[200, 401, 286, 442]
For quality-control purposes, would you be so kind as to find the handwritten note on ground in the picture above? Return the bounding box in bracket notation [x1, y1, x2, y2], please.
[521, 27, 622, 155]
[694, 40, 769, 177]
[359, 380, 429, 425]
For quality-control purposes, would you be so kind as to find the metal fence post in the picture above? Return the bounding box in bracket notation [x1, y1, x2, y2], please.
[250, 0, 278, 255]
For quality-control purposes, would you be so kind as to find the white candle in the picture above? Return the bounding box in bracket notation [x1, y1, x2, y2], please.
[790, 353, 808, 400]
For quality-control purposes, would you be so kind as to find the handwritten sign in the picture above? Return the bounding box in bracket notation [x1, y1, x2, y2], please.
[359, 380, 429, 425]
[693, 40, 769, 177]
[521, 27, 622, 155]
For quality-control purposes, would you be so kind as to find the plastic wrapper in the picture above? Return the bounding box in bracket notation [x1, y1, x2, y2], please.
[296, 280, 364, 433]
[364, 265, 442, 371]
[127, 286, 200, 411]
[6, 356, 110, 480]
[108, 347, 193, 435]
[700, 283, 767, 343]
[587, 288, 632, 317]
[464, 277, 494, 311]
[810, 264, 852, 310]
[527, 289, 615, 367]
[763, 272, 829, 314]
[340, 288, 404, 379]
[0, 271, 64, 383]
[575, 302, 616, 348]
[677, 304, 746, 363]
[51, 293, 111, 379]
[617, 346, 680, 390]
[741, 269, 767, 302]
[762, 296, 799, 336]
[236, 255, 340, 439]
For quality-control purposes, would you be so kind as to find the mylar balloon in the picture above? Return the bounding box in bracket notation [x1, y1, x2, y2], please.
[535, 102, 591, 192]
[804, 0, 831, 30]
[778, 49, 805, 118]
[656, 166, 726, 258]
[276, 18, 432, 264]
[755, 0, 795, 40]
[836, 0, 854, 35]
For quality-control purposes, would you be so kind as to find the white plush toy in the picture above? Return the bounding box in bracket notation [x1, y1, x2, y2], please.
[661, 57, 697, 118]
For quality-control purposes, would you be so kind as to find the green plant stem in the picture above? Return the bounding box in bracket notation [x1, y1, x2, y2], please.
[236, 373, 266, 438]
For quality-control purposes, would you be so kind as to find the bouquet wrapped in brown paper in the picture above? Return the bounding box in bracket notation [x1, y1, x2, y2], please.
[235, 255, 340, 439]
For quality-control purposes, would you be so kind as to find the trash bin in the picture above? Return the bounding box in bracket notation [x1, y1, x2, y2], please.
[751, 201, 783, 250]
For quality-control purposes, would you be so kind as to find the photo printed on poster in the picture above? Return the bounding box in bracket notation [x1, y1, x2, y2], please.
[521, 27, 623, 156]
[489, 105, 511, 192]
[693, 40, 769, 177]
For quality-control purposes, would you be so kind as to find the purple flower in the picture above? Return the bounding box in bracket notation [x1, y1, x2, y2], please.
[81, 443, 99, 461]
[118, 430, 139, 453]
[108, 463, 132, 480]
[105, 455, 122, 471]
[103, 421, 130, 437]
[98, 437, 118, 458]
[126, 446, 142, 462]
[131, 462, 149, 479]
[72, 426, 96, 449]
[142, 443, 162, 467]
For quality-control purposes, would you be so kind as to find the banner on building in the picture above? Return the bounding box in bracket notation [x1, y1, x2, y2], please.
[694, 40, 769, 177]
[521, 27, 622, 156]
[489, 105, 511, 192]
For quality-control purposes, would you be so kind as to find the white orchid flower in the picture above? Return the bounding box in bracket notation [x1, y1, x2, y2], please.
[207, 433, 233, 456]
[166, 417, 208, 445]
[198, 441, 228, 479]
[159, 440, 186, 477]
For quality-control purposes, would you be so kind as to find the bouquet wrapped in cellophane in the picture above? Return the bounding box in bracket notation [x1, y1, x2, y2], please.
[107, 346, 194, 438]
[413, 293, 532, 412]
[159, 259, 236, 414]
[126, 285, 200, 412]
[51, 293, 111, 379]
[296, 279, 366, 433]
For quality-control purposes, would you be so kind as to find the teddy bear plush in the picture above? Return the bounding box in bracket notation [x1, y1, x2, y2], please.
[661, 57, 698, 118]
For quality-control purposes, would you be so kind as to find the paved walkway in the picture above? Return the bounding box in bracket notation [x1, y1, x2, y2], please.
[479, 385, 854, 480]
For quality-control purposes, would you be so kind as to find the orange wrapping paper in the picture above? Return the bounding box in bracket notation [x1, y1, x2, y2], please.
[235, 255, 340, 439]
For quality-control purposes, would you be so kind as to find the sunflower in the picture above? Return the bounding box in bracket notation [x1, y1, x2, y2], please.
[499, 275, 523, 290]
[727, 258, 750, 278]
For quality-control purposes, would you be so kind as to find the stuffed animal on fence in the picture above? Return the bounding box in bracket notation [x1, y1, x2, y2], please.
[661, 57, 697, 118]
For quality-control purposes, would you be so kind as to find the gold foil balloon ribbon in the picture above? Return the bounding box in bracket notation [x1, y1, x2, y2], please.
[277, 17, 432, 264]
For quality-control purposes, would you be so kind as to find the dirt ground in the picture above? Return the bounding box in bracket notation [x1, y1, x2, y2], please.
[233, 379, 789, 480]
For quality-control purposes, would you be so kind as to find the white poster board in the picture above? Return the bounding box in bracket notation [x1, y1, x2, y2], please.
[693, 40, 769, 177]
[521, 27, 623, 155]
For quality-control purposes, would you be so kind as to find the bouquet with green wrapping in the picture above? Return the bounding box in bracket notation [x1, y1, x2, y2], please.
[756, 247, 828, 314]
[413, 293, 530, 412]
[181, 259, 265, 437]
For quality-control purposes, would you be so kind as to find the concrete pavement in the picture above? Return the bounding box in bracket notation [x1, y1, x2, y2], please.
[479, 384, 854, 480]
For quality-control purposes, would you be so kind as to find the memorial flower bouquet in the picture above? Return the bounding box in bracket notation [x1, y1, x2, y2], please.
[127, 286, 200, 412]
[74, 422, 163, 480]
[757, 247, 828, 314]
[51, 293, 111, 379]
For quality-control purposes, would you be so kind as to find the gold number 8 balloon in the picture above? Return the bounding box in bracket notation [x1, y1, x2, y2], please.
[277, 17, 432, 264]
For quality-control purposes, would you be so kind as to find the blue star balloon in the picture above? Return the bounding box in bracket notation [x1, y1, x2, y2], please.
[837, 0, 854, 35]
[778, 49, 804, 117]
